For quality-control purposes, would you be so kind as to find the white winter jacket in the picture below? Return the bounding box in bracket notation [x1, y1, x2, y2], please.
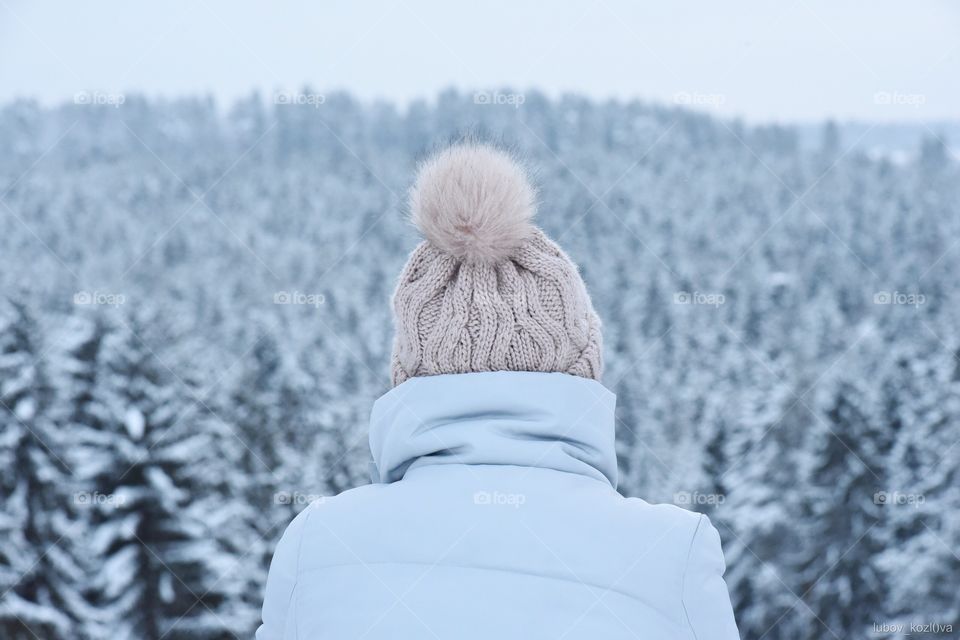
[258, 371, 740, 639]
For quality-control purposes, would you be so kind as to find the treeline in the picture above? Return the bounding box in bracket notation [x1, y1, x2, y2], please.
[0, 90, 958, 638]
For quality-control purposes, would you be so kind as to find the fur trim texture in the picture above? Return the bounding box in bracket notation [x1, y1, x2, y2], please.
[409, 143, 536, 263]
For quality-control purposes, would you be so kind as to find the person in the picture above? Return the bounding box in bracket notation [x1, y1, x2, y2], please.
[257, 143, 740, 639]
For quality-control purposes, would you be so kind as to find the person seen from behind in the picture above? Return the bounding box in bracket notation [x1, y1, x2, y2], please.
[258, 142, 740, 639]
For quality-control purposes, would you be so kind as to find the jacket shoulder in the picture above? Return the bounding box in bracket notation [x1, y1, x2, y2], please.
[300, 482, 389, 521]
[619, 496, 705, 535]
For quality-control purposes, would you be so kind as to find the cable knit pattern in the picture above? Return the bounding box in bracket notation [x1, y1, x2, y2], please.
[391, 228, 603, 386]
[390, 143, 603, 386]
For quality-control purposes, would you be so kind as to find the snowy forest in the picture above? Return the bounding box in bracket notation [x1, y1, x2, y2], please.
[0, 89, 958, 639]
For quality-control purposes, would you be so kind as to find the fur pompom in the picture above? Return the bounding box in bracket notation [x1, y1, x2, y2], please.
[409, 143, 537, 263]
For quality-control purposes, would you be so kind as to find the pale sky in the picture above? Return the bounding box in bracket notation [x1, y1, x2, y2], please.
[1, 0, 957, 122]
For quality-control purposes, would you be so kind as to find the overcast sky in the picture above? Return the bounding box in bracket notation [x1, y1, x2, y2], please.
[1, 0, 957, 122]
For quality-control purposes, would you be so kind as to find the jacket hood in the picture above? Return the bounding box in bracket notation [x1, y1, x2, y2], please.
[369, 371, 618, 488]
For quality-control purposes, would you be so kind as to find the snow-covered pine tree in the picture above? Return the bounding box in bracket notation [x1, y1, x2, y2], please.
[799, 365, 889, 636]
[876, 342, 960, 628]
[0, 300, 87, 639]
[165, 323, 268, 639]
[220, 326, 307, 623]
[227, 328, 288, 498]
[77, 311, 241, 639]
[48, 312, 118, 636]
[721, 377, 812, 640]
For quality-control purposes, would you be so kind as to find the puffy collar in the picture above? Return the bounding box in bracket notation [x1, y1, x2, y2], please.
[369, 371, 618, 488]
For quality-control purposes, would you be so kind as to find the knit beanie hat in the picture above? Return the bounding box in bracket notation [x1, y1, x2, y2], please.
[390, 143, 603, 386]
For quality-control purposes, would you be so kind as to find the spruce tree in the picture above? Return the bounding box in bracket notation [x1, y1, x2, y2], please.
[799, 371, 889, 636]
[77, 313, 240, 639]
[0, 301, 86, 639]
